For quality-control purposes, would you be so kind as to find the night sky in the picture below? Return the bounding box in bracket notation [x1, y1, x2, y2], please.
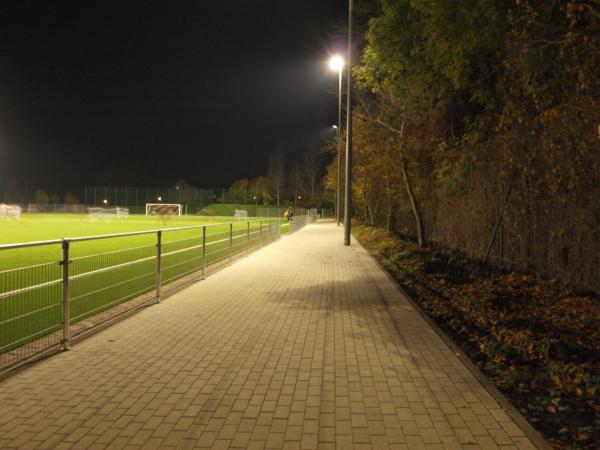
[0, 0, 347, 193]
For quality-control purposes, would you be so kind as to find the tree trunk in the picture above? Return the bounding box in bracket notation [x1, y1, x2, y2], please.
[385, 166, 392, 230]
[399, 158, 425, 247]
[483, 184, 512, 264]
[362, 177, 370, 224]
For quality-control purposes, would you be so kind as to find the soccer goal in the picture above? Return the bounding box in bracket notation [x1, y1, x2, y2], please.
[88, 207, 129, 220]
[233, 209, 248, 220]
[0, 204, 22, 220]
[145, 203, 182, 216]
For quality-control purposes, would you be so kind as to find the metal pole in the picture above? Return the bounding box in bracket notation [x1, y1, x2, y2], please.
[229, 223, 233, 264]
[61, 240, 71, 350]
[156, 230, 162, 302]
[336, 68, 342, 226]
[247, 221, 250, 255]
[202, 226, 206, 278]
[259, 220, 262, 246]
[344, 0, 354, 246]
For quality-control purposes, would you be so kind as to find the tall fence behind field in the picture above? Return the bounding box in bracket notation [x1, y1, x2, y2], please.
[83, 186, 244, 214]
[0, 217, 321, 374]
[27, 204, 89, 214]
[83, 186, 220, 214]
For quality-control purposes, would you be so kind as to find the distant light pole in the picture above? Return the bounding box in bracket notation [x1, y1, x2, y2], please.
[344, 0, 354, 246]
[329, 55, 344, 227]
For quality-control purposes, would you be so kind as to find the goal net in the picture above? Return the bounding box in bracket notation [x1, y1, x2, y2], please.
[145, 203, 182, 216]
[88, 207, 129, 220]
[233, 209, 248, 220]
[0, 204, 21, 220]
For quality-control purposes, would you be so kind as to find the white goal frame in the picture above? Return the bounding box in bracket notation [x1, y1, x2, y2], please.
[88, 207, 129, 220]
[0, 204, 21, 220]
[145, 203, 183, 216]
[233, 209, 248, 220]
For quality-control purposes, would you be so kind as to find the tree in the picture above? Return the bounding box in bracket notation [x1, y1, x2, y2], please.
[266, 149, 286, 207]
[33, 190, 49, 204]
[229, 179, 249, 203]
[64, 192, 79, 204]
[352, 89, 427, 246]
[249, 177, 271, 204]
[302, 147, 320, 203]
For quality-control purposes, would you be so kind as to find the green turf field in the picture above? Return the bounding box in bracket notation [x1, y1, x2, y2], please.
[0, 213, 289, 360]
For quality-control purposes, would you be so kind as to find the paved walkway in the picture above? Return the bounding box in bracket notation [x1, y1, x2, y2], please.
[0, 223, 540, 450]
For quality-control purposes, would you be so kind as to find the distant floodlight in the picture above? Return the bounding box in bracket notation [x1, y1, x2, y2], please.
[329, 55, 344, 72]
[332, 125, 338, 129]
[157, 196, 162, 201]
[298, 196, 301, 200]
[103, 199, 108, 205]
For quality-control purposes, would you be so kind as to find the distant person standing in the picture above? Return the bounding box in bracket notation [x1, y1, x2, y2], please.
[288, 206, 294, 221]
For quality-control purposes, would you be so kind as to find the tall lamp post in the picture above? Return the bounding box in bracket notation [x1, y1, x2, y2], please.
[329, 55, 344, 227]
[344, 0, 354, 246]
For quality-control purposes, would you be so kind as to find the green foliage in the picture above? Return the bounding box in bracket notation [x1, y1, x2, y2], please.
[432, 138, 476, 196]
[358, 0, 506, 113]
[32, 189, 49, 204]
[63, 191, 79, 204]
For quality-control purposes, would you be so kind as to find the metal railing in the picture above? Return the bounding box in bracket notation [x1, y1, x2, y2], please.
[288, 213, 319, 233]
[0, 219, 284, 373]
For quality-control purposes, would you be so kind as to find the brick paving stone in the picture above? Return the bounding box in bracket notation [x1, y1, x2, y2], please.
[0, 223, 543, 449]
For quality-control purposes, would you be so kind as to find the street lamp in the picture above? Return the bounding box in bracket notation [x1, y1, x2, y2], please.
[344, 0, 354, 246]
[329, 55, 344, 227]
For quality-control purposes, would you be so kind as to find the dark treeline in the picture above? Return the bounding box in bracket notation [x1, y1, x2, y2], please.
[326, 0, 600, 290]
[225, 146, 330, 208]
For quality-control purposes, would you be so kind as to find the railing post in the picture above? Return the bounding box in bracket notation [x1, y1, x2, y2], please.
[278, 219, 281, 239]
[229, 223, 233, 264]
[61, 239, 71, 350]
[247, 221, 250, 255]
[156, 230, 162, 303]
[259, 220, 262, 246]
[202, 226, 206, 279]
